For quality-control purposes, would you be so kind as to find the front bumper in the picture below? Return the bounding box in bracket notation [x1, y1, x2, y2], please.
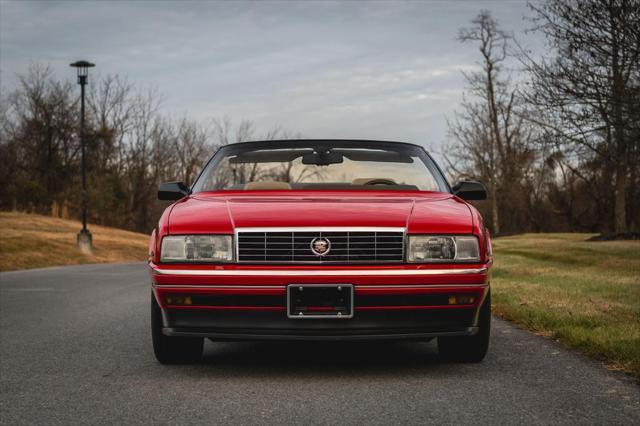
[149, 263, 490, 340]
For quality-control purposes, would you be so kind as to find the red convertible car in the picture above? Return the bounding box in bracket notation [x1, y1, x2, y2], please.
[149, 140, 492, 364]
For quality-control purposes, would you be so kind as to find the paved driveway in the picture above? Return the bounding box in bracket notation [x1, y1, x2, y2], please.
[1, 263, 638, 424]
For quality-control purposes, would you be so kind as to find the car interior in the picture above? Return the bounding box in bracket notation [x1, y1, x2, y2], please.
[224, 148, 423, 190]
[235, 179, 419, 191]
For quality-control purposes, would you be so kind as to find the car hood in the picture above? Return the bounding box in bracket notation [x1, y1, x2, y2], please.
[167, 191, 474, 234]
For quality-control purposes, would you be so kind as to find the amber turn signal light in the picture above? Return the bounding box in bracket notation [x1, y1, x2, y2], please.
[448, 294, 476, 305]
[165, 295, 192, 305]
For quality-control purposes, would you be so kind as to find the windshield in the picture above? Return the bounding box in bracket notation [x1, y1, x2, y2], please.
[192, 141, 448, 192]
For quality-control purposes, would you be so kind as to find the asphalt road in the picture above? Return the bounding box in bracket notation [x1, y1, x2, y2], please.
[1, 263, 638, 425]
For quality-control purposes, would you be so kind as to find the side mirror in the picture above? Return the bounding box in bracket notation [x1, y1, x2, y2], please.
[158, 181, 190, 201]
[452, 181, 487, 201]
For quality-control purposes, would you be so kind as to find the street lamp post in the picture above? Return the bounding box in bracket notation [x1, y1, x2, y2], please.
[70, 60, 95, 255]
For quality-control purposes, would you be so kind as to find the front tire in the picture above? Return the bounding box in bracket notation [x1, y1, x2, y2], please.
[438, 291, 491, 363]
[151, 294, 203, 364]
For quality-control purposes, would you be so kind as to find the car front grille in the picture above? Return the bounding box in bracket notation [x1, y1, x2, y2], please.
[237, 230, 405, 263]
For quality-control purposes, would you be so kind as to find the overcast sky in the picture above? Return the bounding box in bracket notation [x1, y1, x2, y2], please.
[0, 0, 543, 157]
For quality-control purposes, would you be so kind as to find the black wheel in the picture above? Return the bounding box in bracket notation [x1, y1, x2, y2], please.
[438, 291, 491, 363]
[151, 294, 203, 364]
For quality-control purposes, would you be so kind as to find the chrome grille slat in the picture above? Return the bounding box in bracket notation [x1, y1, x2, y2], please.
[237, 229, 405, 263]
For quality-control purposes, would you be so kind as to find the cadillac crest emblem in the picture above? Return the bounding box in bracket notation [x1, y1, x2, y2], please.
[310, 237, 331, 256]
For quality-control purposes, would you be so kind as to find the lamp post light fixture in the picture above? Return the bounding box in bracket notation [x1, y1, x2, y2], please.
[70, 60, 95, 255]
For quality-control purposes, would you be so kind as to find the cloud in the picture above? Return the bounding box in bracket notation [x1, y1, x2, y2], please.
[0, 0, 539, 161]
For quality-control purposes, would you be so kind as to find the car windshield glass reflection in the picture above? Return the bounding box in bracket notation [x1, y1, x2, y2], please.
[193, 143, 445, 192]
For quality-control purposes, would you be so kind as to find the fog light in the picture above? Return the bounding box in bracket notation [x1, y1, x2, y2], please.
[165, 295, 192, 305]
[448, 294, 475, 305]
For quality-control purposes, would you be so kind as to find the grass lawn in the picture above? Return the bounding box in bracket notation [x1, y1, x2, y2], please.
[492, 233, 640, 378]
[0, 212, 149, 271]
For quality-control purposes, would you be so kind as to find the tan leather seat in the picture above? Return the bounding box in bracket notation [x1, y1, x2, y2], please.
[352, 178, 397, 185]
[243, 181, 292, 190]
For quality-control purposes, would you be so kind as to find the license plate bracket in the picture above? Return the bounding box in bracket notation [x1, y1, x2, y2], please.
[287, 284, 354, 319]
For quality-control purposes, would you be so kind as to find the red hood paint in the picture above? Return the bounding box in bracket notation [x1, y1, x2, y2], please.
[167, 190, 474, 235]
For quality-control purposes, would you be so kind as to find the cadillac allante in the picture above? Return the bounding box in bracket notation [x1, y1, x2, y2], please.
[149, 140, 492, 364]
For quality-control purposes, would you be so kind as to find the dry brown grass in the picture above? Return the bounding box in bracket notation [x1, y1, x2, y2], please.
[0, 212, 148, 271]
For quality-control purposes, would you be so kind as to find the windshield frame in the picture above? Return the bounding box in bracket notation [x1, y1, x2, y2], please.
[190, 140, 451, 193]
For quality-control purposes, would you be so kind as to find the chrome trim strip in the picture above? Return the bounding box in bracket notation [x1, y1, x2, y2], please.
[152, 285, 285, 289]
[235, 227, 406, 233]
[152, 284, 488, 289]
[150, 266, 487, 276]
[356, 284, 488, 289]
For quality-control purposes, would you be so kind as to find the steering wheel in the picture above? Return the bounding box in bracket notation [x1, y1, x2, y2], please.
[364, 178, 397, 186]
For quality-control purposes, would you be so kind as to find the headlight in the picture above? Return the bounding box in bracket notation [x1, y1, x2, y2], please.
[160, 235, 233, 262]
[407, 235, 480, 263]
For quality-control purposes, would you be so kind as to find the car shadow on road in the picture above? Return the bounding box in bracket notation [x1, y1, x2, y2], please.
[187, 339, 466, 378]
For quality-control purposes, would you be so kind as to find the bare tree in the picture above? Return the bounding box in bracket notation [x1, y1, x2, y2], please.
[446, 11, 536, 234]
[88, 75, 135, 174]
[457, 11, 510, 234]
[2, 64, 77, 214]
[170, 117, 212, 185]
[523, 0, 640, 233]
[0, 66, 302, 233]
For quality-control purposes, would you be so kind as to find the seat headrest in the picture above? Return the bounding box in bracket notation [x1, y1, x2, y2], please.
[352, 178, 397, 185]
